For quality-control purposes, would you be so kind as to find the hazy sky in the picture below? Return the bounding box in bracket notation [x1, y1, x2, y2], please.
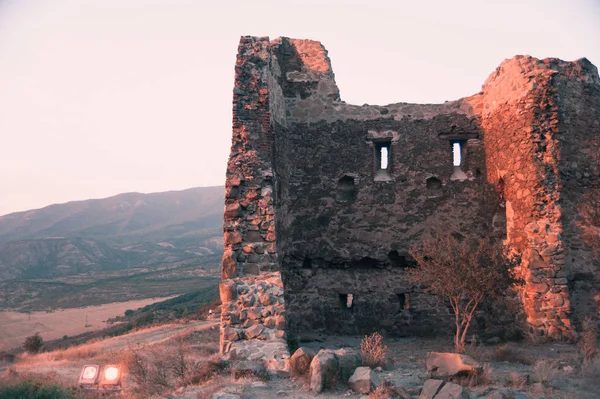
[0, 0, 598, 216]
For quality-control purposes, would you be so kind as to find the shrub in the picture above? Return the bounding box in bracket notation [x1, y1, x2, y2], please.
[532, 359, 560, 387]
[23, 333, 44, 354]
[361, 332, 388, 368]
[0, 378, 79, 399]
[409, 235, 520, 353]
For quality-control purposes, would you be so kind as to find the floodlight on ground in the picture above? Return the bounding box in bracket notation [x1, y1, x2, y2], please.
[78, 364, 100, 386]
[99, 365, 122, 390]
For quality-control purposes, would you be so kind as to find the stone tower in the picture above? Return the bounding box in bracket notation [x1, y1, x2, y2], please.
[219, 36, 600, 366]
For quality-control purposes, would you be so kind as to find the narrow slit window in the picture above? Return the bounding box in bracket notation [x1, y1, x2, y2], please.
[339, 293, 354, 309]
[380, 146, 389, 169]
[398, 293, 410, 311]
[452, 142, 462, 166]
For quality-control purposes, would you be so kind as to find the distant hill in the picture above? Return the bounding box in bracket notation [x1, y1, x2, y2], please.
[0, 186, 224, 281]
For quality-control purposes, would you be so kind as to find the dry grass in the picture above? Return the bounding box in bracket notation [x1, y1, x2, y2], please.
[490, 344, 536, 365]
[504, 371, 529, 389]
[368, 380, 411, 399]
[452, 363, 494, 388]
[123, 335, 226, 397]
[532, 359, 561, 387]
[361, 332, 388, 368]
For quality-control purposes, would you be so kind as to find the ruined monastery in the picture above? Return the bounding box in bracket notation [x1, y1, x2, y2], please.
[219, 36, 600, 373]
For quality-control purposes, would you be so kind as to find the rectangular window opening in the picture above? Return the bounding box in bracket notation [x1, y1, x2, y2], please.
[452, 142, 462, 166]
[339, 293, 354, 310]
[398, 293, 410, 311]
[380, 146, 389, 169]
[375, 141, 391, 170]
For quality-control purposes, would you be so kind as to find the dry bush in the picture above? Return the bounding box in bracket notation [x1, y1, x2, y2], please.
[187, 357, 228, 385]
[369, 380, 411, 399]
[532, 359, 561, 387]
[409, 235, 520, 353]
[453, 363, 494, 388]
[124, 340, 226, 396]
[504, 371, 529, 389]
[361, 332, 388, 368]
[124, 345, 150, 387]
[579, 317, 598, 365]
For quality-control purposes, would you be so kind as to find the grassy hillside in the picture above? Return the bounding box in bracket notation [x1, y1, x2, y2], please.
[0, 186, 224, 283]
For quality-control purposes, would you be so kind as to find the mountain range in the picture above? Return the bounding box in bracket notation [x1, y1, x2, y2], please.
[0, 186, 225, 281]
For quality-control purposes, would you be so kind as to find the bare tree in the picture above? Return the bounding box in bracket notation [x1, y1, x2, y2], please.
[409, 235, 519, 352]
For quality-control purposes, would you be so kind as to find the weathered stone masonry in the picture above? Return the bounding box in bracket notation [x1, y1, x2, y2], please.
[220, 36, 600, 362]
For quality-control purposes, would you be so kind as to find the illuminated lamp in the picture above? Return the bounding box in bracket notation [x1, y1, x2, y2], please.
[99, 364, 122, 389]
[78, 364, 100, 386]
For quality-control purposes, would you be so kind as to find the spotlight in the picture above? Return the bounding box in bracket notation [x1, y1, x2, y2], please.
[78, 365, 100, 386]
[99, 365, 122, 390]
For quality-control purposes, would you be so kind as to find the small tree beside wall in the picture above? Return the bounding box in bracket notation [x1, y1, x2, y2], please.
[409, 235, 520, 353]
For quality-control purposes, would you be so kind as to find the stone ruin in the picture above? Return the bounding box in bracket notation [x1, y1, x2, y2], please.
[218, 36, 600, 373]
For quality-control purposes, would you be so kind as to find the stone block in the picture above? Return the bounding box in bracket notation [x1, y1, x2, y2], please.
[425, 352, 482, 378]
[290, 347, 316, 375]
[434, 382, 468, 399]
[333, 347, 362, 380]
[309, 351, 338, 393]
[419, 379, 444, 399]
[348, 367, 381, 394]
[245, 324, 265, 339]
[219, 280, 237, 303]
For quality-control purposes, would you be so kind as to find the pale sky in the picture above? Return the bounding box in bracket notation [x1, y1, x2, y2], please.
[0, 0, 598, 216]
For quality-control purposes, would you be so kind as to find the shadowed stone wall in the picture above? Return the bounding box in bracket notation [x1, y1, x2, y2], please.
[220, 36, 600, 353]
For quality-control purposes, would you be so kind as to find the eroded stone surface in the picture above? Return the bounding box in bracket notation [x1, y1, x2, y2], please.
[425, 352, 482, 378]
[220, 35, 600, 352]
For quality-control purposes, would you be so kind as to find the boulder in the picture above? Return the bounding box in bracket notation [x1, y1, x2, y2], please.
[425, 352, 482, 378]
[290, 347, 316, 375]
[231, 360, 267, 380]
[309, 351, 339, 393]
[334, 347, 362, 380]
[419, 379, 444, 399]
[348, 367, 381, 394]
[434, 382, 468, 399]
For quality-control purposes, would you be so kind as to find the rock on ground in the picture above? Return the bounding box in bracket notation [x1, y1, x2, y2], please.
[309, 350, 339, 393]
[425, 352, 482, 378]
[333, 347, 362, 380]
[419, 379, 468, 399]
[290, 346, 316, 375]
[434, 382, 468, 399]
[348, 366, 381, 394]
[419, 379, 445, 399]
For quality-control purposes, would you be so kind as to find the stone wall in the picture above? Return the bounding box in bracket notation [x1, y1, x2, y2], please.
[553, 59, 600, 326]
[220, 36, 289, 373]
[220, 36, 600, 348]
